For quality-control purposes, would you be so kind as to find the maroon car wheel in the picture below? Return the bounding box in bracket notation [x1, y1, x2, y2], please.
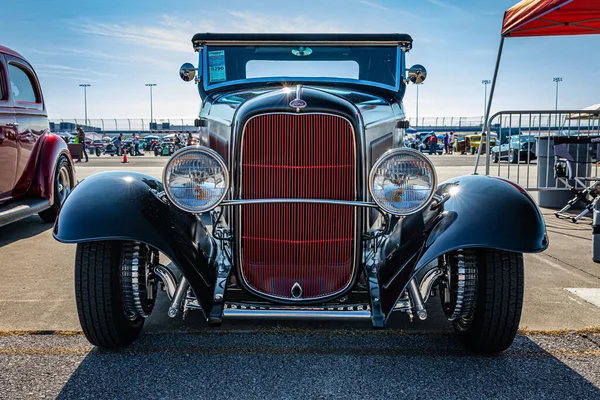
[39, 156, 73, 223]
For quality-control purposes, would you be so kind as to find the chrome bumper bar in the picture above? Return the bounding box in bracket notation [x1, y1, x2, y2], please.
[220, 198, 378, 208]
[222, 308, 372, 320]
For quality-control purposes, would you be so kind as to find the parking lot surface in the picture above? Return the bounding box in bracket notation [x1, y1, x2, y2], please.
[1, 153, 599, 398]
[1, 331, 599, 399]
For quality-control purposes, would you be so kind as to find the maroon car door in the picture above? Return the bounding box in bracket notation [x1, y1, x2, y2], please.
[5, 56, 47, 197]
[0, 54, 19, 202]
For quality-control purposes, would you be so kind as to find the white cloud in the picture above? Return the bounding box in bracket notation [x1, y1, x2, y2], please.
[37, 64, 116, 77]
[425, 0, 473, 17]
[220, 11, 349, 33]
[70, 11, 350, 53]
[73, 20, 193, 53]
[29, 47, 179, 71]
[356, 0, 389, 11]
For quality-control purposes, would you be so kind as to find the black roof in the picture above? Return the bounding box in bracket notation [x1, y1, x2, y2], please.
[191, 33, 413, 47]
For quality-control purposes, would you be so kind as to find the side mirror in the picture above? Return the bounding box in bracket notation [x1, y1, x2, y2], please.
[407, 64, 427, 84]
[179, 63, 197, 82]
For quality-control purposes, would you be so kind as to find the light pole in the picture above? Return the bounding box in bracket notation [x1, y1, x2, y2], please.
[145, 83, 157, 129]
[416, 83, 420, 128]
[553, 77, 562, 128]
[79, 84, 90, 126]
[482, 80, 491, 117]
[553, 77, 562, 110]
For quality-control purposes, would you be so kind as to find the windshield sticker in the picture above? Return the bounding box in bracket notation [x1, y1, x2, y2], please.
[292, 46, 312, 57]
[208, 50, 226, 83]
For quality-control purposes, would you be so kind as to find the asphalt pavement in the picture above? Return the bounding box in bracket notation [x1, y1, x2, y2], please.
[1, 152, 600, 398]
[1, 331, 599, 399]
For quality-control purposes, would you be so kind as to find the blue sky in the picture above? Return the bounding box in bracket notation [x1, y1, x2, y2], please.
[1, 0, 598, 122]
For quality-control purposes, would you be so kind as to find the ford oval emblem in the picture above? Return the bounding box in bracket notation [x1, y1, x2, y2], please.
[289, 99, 307, 109]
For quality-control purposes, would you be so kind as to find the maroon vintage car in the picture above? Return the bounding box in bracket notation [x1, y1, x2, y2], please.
[0, 45, 75, 226]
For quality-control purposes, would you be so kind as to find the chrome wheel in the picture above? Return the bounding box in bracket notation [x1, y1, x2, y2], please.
[39, 156, 73, 222]
[56, 163, 71, 206]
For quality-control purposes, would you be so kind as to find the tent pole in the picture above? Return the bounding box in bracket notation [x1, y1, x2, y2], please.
[474, 36, 505, 175]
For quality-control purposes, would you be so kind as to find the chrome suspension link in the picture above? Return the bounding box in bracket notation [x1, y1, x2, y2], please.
[154, 264, 177, 301]
[168, 276, 189, 318]
[407, 279, 427, 320]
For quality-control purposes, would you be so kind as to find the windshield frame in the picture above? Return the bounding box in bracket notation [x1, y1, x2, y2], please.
[200, 46, 404, 93]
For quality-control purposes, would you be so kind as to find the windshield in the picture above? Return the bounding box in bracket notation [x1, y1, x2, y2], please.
[203, 45, 399, 89]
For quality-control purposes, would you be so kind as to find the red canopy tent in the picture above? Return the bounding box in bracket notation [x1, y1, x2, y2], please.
[502, 0, 600, 37]
[476, 0, 600, 173]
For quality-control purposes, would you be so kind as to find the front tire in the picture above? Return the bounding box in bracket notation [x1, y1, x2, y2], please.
[39, 156, 73, 223]
[74, 241, 148, 348]
[447, 249, 524, 353]
[492, 152, 499, 163]
[509, 150, 519, 164]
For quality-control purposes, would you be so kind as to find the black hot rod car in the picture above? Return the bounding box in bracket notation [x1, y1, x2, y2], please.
[54, 33, 547, 352]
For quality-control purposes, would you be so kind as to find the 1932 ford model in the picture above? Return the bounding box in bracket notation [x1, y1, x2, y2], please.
[54, 33, 547, 352]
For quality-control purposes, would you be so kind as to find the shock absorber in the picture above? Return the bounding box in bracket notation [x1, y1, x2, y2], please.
[408, 279, 427, 320]
[593, 202, 600, 263]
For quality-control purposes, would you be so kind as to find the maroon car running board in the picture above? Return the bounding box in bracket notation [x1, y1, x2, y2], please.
[0, 198, 51, 228]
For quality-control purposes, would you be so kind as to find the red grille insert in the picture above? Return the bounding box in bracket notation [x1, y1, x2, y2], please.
[240, 114, 356, 300]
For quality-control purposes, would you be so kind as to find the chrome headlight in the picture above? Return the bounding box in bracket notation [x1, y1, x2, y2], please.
[163, 146, 229, 213]
[369, 148, 437, 216]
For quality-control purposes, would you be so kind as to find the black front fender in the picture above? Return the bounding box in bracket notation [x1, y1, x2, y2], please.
[53, 171, 216, 317]
[378, 174, 548, 318]
[420, 175, 548, 266]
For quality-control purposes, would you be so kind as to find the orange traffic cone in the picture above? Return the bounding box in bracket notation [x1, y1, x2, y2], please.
[121, 151, 128, 163]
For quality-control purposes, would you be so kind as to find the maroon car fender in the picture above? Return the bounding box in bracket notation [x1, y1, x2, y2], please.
[26, 132, 73, 204]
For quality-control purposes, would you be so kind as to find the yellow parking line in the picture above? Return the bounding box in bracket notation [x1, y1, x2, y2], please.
[0, 346, 598, 358]
[0, 327, 599, 336]
[0, 330, 83, 336]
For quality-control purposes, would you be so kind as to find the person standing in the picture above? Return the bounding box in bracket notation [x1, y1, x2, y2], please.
[448, 131, 455, 154]
[76, 126, 88, 162]
[187, 132, 194, 146]
[114, 133, 123, 155]
[429, 133, 438, 155]
[443, 133, 449, 155]
[133, 133, 141, 156]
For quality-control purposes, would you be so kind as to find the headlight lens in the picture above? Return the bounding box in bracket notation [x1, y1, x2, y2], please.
[369, 148, 437, 216]
[163, 146, 229, 213]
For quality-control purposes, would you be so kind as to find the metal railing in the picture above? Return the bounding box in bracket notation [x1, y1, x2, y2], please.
[49, 118, 198, 135]
[408, 116, 484, 129]
[49, 116, 489, 135]
[475, 110, 600, 192]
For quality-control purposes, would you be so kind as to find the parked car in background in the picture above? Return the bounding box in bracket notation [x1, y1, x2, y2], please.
[54, 33, 547, 354]
[0, 45, 75, 226]
[89, 137, 111, 156]
[418, 133, 444, 155]
[454, 136, 466, 153]
[95, 137, 123, 157]
[491, 134, 537, 163]
[143, 135, 161, 151]
[465, 133, 497, 155]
